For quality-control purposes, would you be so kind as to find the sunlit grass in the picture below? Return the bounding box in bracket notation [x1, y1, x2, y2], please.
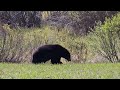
[0, 63, 120, 79]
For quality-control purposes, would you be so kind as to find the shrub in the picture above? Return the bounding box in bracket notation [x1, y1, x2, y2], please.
[87, 13, 120, 63]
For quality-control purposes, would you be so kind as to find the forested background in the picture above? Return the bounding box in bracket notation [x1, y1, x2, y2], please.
[0, 11, 118, 35]
[0, 11, 120, 63]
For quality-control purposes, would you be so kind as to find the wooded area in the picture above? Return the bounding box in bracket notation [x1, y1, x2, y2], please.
[0, 11, 120, 63]
[0, 11, 118, 35]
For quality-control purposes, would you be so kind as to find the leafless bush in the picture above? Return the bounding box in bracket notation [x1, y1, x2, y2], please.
[0, 25, 36, 63]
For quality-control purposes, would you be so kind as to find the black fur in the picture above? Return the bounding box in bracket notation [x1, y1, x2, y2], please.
[32, 44, 71, 64]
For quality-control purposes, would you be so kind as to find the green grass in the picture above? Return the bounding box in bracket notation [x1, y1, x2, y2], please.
[0, 63, 120, 79]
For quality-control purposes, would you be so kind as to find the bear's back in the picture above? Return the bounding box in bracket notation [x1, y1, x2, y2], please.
[38, 44, 63, 50]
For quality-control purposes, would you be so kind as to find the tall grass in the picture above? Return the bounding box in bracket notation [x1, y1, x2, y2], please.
[0, 25, 90, 63]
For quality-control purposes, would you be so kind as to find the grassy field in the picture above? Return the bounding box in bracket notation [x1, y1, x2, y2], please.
[0, 63, 120, 79]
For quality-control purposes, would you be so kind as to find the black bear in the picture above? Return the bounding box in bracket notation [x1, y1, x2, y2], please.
[32, 44, 71, 64]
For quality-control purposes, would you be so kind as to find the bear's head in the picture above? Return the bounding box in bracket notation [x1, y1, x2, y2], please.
[61, 49, 71, 61]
